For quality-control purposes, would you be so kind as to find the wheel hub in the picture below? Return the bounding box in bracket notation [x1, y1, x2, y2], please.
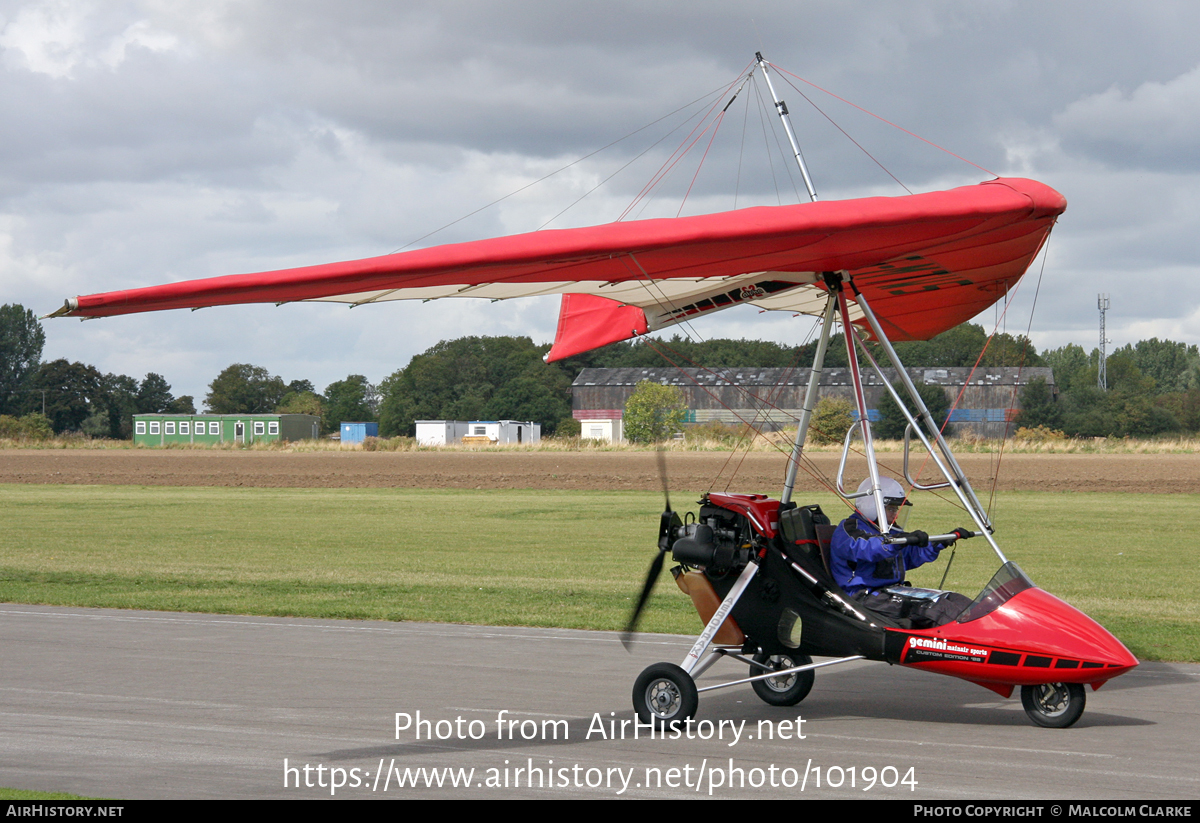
[649, 680, 680, 715]
[1033, 684, 1070, 716]
[765, 657, 796, 691]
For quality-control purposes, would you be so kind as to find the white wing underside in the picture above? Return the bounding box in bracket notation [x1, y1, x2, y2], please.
[305, 270, 860, 330]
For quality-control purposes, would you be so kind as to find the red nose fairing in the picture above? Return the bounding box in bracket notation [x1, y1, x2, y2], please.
[885, 584, 1138, 698]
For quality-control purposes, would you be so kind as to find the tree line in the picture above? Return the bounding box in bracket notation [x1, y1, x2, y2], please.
[0, 304, 378, 437]
[4, 299, 1198, 440]
[1017, 339, 1200, 437]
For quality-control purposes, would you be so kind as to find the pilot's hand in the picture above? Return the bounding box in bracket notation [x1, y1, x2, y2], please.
[904, 530, 929, 547]
[952, 527, 975, 540]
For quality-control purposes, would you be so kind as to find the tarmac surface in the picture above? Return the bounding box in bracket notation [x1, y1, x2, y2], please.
[2, 604, 1196, 800]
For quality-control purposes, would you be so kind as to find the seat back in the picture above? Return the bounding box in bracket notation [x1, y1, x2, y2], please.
[814, 523, 837, 580]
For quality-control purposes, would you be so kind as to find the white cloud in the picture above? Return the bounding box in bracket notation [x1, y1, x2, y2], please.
[1055, 63, 1200, 169]
[0, 0, 90, 77]
[0, 1, 178, 78]
[4, 0, 1200, 403]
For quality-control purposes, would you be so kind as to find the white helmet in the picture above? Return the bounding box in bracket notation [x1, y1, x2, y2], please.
[855, 477, 911, 523]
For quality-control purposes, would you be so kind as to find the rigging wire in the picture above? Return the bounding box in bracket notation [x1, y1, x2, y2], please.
[636, 322, 861, 501]
[677, 109, 728, 217]
[388, 82, 734, 253]
[733, 79, 750, 210]
[844, 324, 971, 516]
[771, 65, 998, 178]
[718, 313, 827, 492]
[775, 73, 912, 195]
[617, 63, 753, 222]
[637, 337, 849, 503]
[534, 99, 716, 231]
[621, 253, 706, 346]
[986, 230, 1053, 518]
[751, 78, 784, 206]
[752, 77, 802, 204]
[720, 320, 821, 491]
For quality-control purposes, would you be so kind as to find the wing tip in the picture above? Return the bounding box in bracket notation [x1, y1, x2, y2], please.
[43, 297, 79, 319]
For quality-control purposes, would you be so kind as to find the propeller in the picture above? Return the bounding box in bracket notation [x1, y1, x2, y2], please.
[621, 449, 681, 650]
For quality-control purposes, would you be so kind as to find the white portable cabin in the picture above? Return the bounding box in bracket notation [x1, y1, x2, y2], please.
[415, 420, 470, 446]
[466, 420, 541, 444]
[579, 418, 623, 443]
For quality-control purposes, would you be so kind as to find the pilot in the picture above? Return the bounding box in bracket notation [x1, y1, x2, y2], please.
[831, 477, 972, 627]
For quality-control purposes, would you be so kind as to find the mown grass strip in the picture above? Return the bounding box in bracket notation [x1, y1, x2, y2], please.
[1, 485, 1194, 660]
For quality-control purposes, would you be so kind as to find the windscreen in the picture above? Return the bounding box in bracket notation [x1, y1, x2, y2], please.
[956, 561, 1035, 623]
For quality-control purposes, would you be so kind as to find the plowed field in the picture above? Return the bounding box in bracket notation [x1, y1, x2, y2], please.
[0, 449, 1193, 493]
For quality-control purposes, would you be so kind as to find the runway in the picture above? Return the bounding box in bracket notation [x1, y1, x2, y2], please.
[2, 605, 1196, 799]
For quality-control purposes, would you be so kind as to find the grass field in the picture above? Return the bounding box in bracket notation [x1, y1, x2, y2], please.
[1, 484, 1195, 661]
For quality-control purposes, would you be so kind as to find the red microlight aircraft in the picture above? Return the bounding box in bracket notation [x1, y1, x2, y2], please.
[49, 56, 1136, 729]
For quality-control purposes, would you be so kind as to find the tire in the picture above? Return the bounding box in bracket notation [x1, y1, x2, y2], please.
[750, 652, 815, 707]
[1021, 683, 1086, 728]
[633, 663, 698, 728]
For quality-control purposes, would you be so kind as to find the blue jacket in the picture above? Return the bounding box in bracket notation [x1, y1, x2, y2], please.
[830, 514, 946, 595]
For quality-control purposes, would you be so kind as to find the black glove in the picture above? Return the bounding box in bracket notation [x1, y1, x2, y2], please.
[904, 530, 929, 547]
[952, 527, 975, 540]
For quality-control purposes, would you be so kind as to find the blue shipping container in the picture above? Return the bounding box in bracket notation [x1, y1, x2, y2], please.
[340, 422, 379, 444]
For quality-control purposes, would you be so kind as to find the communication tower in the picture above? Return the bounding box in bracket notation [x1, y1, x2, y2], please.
[1097, 294, 1110, 390]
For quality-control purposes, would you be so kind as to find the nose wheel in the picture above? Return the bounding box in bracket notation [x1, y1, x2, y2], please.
[1021, 682, 1086, 728]
[633, 663, 698, 728]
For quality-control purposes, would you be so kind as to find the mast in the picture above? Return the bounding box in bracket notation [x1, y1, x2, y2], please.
[1098, 293, 1110, 391]
[756, 52, 818, 203]
[780, 290, 837, 505]
[766, 50, 824, 502]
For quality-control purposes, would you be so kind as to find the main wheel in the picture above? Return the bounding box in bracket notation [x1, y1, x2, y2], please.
[1021, 683, 1085, 728]
[750, 652, 815, 707]
[633, 663, 698, 727]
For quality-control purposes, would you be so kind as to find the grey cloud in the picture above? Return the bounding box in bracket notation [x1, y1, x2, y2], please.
[5, 0, 1200, 395]
[1054, 64, 1200, 171]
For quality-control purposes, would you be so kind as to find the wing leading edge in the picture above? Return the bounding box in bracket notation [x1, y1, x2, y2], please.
[50, 177, 1065, 361]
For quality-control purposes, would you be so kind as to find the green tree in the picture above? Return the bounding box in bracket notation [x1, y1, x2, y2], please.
[561, 335, 808, 374]
[978, 330, 1042, 368]
[205, 364, 287, 413]
[623, 381, 686, 443]
[100, 373, 140, 438]
[874, 380, 952, 440]
[483, 375, 570, 432]
[378, 337, 570, 436]
[277, 390, 324, 417]
[1113, 338, 1200, 395]
[322, 375, 377, 433]
[892, 324, 988, 367]
[0, 413, 53, 440]
[1014, 376, 1061, 431]
[1156, 389, 1200, 433]
[0, 304, 46, 416]
[847, 323, 1042, 371]
[1043, 344, 1091, 394]
[555, 416, 582, 437]
[136, 373, 175, 413]
[166, 395, 196, 414]
[809, 396, 855, 444]
[1059, 385, 1115, 437]
[26, 359, 103, 433]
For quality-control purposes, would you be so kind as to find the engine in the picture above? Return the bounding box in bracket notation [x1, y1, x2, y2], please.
[669, 502, 754, 574]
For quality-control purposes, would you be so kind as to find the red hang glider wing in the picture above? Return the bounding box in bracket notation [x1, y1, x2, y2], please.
[51, 177, 1064, 360]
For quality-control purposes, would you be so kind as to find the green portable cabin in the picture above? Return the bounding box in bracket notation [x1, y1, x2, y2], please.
[133, 414, 320, 446]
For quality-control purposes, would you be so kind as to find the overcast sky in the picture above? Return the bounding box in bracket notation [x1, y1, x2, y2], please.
[3, 1, 1198, 404]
